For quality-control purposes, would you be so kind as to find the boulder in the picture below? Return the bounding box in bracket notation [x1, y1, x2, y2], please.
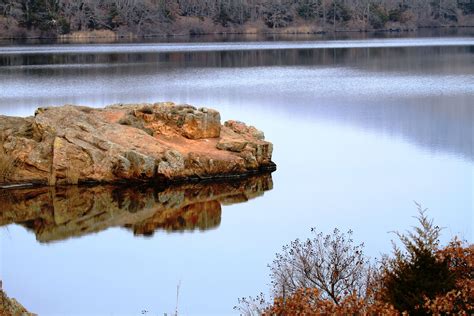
[0, 287, 34, 316]
[0, 103, 275, 186]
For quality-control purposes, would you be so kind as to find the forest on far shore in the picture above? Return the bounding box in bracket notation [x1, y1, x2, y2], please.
[0, 0, 473, 38]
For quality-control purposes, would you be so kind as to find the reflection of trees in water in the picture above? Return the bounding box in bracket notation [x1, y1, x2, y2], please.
[0, 45, 471, 161]
[0, 173, 273, 243]
[295, 96, 473, 162]
[1, 45, 472, 74]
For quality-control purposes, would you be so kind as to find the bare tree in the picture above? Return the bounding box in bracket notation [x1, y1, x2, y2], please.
[262, 0, 293, 28]
[269, 228, 370, 305]
[1, 0, 471, 37]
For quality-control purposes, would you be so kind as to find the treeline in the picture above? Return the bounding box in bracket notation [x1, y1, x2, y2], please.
[0, 0, 473, 38]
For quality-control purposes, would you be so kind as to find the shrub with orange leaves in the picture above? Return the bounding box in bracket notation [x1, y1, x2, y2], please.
[423, 240, 474, 315]
[236, 206, 473, 315]
[261, 240, 473, 316]
[265, 288, 400, 315]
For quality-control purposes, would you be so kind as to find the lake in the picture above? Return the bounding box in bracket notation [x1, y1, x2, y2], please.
[0, 34, 473, 315]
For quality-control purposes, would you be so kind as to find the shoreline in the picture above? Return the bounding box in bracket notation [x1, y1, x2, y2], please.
[0, 25, 472, 41]
[0, 164, 277, 190]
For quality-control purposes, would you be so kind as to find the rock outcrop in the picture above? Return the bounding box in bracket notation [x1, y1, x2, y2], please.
[0, 173, 273, 243]
[0, 286, 34, 316]
[0, 103, 275, 186]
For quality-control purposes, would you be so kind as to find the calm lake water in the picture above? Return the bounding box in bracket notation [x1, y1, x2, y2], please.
[0, 35, 473, 315]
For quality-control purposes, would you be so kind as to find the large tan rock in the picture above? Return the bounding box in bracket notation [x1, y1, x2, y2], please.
[0, 103, 275, 186]
[130, 103, 221, 139]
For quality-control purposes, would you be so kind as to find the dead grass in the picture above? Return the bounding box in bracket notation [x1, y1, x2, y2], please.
[57, 30, 123, 44]
[61, 29, 117, 39]
[242, 26, 259, 34]
[281, 25, 318, 34]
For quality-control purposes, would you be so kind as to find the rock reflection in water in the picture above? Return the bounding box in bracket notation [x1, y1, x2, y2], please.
[0, 173, 273, 243]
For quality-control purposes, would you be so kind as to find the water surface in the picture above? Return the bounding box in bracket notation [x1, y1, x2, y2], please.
[0, 36, 473, 315]
[1, 37, 473, 55]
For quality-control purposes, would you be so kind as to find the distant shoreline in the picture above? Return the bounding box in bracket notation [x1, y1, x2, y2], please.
[1, 25, 472, 42]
